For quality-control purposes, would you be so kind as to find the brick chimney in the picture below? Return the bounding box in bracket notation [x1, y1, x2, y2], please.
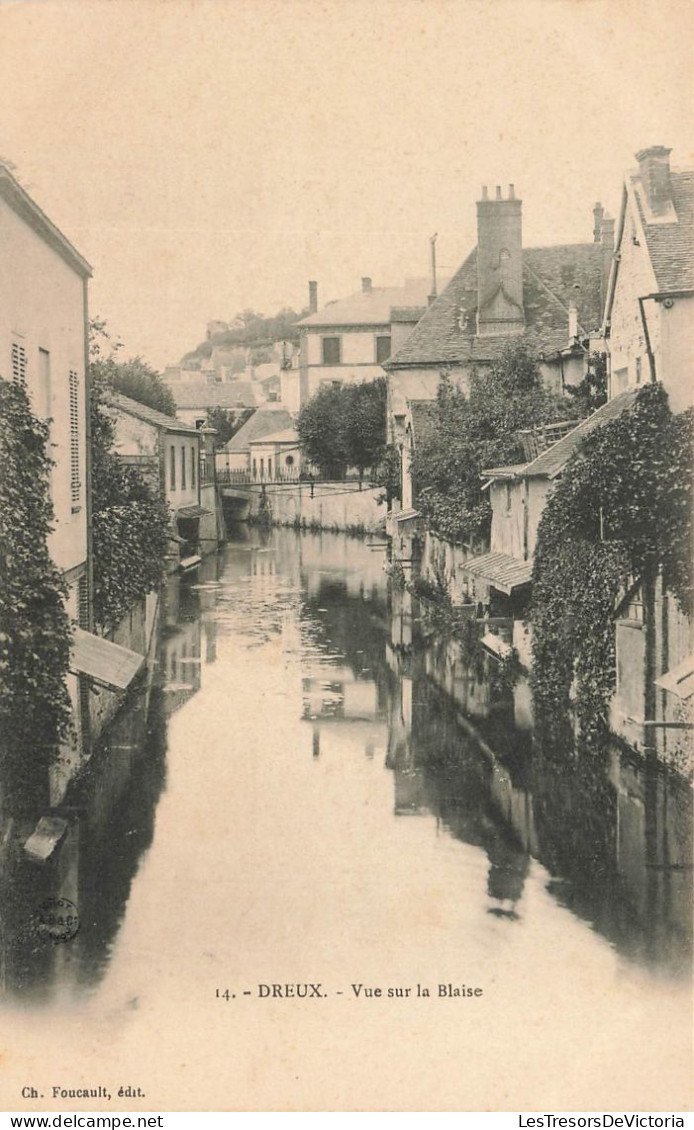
[476, 184, 524, 336]
[362, 276, 372, 294]
[308, 280, 318, 314]
[593, 202, 604, 243]
[636, 146, 672, 215]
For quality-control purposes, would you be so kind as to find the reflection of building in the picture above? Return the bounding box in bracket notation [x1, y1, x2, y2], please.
[160, 577, 203, 716]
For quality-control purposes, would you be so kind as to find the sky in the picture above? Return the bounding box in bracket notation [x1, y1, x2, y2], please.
[1, 0, 692, 370]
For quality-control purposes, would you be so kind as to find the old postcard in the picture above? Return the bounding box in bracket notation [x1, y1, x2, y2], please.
[0, 0, 692, 1115]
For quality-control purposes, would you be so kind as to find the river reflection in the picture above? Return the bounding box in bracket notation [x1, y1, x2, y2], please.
[0, 525, 691, 1014]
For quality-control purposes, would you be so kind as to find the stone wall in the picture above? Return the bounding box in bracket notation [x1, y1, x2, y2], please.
[248, 481, 386, 533]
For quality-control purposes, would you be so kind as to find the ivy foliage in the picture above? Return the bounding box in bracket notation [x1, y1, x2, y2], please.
[0, 379, 73, 774]
[90, 371, 171, 632]
[410, 341, 578, 544]
[297, 377, 387, 480]
[531, 383, 693, 732]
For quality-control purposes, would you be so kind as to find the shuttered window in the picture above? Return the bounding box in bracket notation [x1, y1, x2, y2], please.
[11, 342, 27, 385]
[69, 370, 80, 506]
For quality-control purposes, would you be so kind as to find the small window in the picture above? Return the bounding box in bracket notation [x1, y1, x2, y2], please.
[191, 446, 196, 488]
[253, 458, 257, 478]
[260, 457, 265, 478]
[181, 445, 186, 489]
[322, 336, 341, 365]
[505, 482, 512, 513]
[635, 356, 642, 385]
[268, 457, 272, 479]
[170, 445, 176, 490]
[376, 335, 391, 363]
[285, 455, 294, 467]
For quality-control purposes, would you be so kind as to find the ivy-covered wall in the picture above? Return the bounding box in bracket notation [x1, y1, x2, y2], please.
[0, 379, 73, 789]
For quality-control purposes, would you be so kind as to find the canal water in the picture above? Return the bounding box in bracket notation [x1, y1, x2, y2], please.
[1, 526, 692, 1111]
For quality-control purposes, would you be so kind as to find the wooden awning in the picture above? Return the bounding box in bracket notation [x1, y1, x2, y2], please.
[70, 628, 144, 691]
[462, 551, 533, 595]
[655, 653, 694, 700]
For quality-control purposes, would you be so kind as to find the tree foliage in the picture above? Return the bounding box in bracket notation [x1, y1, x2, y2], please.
[411, 341, 576, 544]
[0, 379, 73, 777]
[297, 378, 387, 480]
[205, 406, 255, 449]
[90, 318, 177, 416]
[182, 306, 306, 366]
[90, 367, 171, 631]
[531, 383, 693, 734]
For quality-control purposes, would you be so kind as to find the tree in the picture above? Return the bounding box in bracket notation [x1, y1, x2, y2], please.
[205, 406, 255, 449]
[89, 318, 177, 416]
[565, 351, 608, 416]
[410, 341, 578, 544]
[345, 378, 387, 482]
[297, 378, 387, 480]
[297, 384, 350, 478]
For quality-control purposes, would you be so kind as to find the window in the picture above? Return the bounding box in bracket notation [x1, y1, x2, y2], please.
[376, 335, 391, 363]
[321, 336, 341, 365]
[11, 341, 27, 385]
[191, 446, 196, 488]
[635, 356, 642, 385]
[505, 482, 512, 513]
[260, 457, 265, 478]
[38, 349, 51, 419]
[252, 458, 257, 478]
[268, 457, 272, 479]
[285, 455, 294, 467]
[181, 445, 186, 490]
[69, 371, 80, 507]
[170, 445, 176, 490]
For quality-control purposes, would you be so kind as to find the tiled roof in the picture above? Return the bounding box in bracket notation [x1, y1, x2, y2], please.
[631, 169, 694, 292]
[461, 551, 533, 594]
[408, 400, 437, 449]
[223, 408, 295, 453]
[298, 279, 430, 327]
[523, 388, 639, 479]
[168, 381, 257, 409]
[385, 243, 603, 368]
[112, 393, 200, 435]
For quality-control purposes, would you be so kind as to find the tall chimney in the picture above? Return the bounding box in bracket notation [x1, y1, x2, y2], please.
[593, 202, 604, 243]
[599, 215, 615, 313]
[362, 276, 372, 294]
[308, 280, 318, 314]
[636, 146, 672, 215]
[476, 184, 524, 336]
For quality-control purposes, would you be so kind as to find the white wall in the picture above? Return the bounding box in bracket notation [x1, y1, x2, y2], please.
[0, 197, 88, 575]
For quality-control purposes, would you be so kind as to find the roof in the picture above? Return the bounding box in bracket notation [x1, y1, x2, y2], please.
[461, 551, 533, 594]
[70, 627, 144, 691]
[222, 408, 295, 453]
[167, 381, 257, 410]
[385, 243, 603, 368]
[0, 162, 92, 279]
[249, 427, 298, 446]
[176, 504, 212, 520]
[630, 168, 694, 292]
[522, 387, 639, 479]
[390, 305, 428, 324]
[297, 279, 431, 328]
[408, 400, 437, 449]
[481, 464, 528, 482]
[112, 393, 201, 435]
